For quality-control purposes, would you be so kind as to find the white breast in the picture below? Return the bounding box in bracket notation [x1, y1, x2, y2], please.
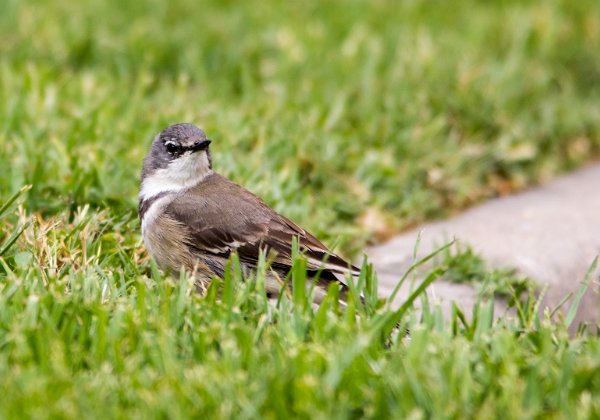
[140, 194, 175, 237]
[139, 151, 212, 200]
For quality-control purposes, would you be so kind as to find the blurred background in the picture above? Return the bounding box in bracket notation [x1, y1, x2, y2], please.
[1, 0, 599, 255]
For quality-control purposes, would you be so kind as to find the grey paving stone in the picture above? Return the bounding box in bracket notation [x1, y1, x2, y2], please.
[368, 164, 600, 325]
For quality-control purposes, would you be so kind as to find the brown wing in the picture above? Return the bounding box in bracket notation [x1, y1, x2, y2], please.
[164, 173, 360, 281]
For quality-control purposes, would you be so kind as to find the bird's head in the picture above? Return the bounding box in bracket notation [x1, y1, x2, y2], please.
[140, 123, 213, 199]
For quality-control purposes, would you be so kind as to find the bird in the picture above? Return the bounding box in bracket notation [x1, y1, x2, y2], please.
[138, 123, 360, 302]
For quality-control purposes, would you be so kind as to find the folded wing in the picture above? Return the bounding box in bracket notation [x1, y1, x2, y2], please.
[164, 174, 360, 286]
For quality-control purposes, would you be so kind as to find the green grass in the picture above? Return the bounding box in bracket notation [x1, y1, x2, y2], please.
[438, 242, 532, 299]
[1, 190, 599, 418]
[1, 0, 600, 417]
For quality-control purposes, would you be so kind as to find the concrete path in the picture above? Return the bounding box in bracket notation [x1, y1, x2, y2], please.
[369, 164, 600, 326]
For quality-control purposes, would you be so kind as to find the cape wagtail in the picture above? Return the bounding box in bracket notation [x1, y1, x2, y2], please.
[139, 123, 360, 301]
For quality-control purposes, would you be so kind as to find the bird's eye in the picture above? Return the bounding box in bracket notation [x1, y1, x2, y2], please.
[166, 143, 180, 155]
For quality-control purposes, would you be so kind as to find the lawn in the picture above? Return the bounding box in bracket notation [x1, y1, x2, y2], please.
[1, 0, 600, 417]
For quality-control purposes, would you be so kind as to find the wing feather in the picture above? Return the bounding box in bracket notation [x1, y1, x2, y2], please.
[164, 174, 360, 285]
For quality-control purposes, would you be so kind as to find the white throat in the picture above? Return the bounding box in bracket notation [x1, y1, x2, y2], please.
[139, 151, 212, 201]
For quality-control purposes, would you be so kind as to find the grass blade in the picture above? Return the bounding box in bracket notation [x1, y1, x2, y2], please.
[565, 256, 598, 328]
[0, 185, 31, 220]
[385, 266, 447, 334]
[388, 240, 455, 304]
[0, 220, 31, 257]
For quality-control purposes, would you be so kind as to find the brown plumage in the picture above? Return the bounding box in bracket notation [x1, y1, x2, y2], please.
[139, 123, 359, 301]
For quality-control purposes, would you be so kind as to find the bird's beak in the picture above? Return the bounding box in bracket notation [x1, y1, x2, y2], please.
[191, 139, 211, 153]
